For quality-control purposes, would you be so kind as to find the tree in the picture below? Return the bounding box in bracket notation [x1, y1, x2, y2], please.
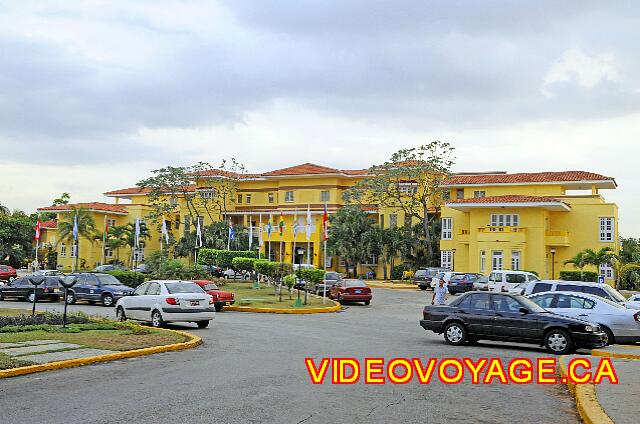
[344, 142, 455, 261]
[0, 210, 36, 267]
[564, 251, 590, 280]
[124, 221, 151, 267]
[364, 226, 403, 280]
[56, 208, 96, 270]
[619, 238, 640, 263]
[584, 247, 616, 271]
[327, 205, 375, 278]
[0, 202, 9, 216]
[93, 225, 129, 263]
[610, 256, 640, 290]
[52, 193, 70, 206]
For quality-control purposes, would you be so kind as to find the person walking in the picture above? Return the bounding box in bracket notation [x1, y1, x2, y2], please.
[432, 278, 448, 305]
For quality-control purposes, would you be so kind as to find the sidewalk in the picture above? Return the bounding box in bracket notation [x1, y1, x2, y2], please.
[0, 339, 113, 365]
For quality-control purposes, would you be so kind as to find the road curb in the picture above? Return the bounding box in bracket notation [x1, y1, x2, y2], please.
[592, 347, 640, 361]
[366, 282, 416, 290]
[0, 328, 201, 379]
[557, 356, 614, 424]
[226, 302, 341, 314]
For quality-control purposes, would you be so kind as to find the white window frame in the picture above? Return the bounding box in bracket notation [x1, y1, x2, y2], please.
[398, 182, 418, 195]
[480, 250, 486, 273]
[492, 251, 503, 271]
[284, 191, 294, 202]
[60, 243, 66, 257]
[599, 264, 614, 279]
[320, 190, 330, 202]
[441, 250, 453, 270]
[245, 194, 252, 204]
[362, 255, 378, 265]
[389, 214, 398, 228]
[511, 251, 521, 271]
[599, 217, 614, 242]
[105, 247, 113, 258]
[490, 214, 519, 227]
[473, 191, 486, 198]
[441, 218, 453, 240]
[70, 244, 78, 258]
[268, 192, 275, 203]
[107, 219, 117, 228]
[198, 189, 216, 200]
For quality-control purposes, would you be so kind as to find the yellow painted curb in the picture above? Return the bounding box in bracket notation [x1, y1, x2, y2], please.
[367, 282, 417, 290]
[226, 303, 341, 314]
[592, 348, 640, 361]
[557, 356, 614, 424]
[0, 328, 201, 379]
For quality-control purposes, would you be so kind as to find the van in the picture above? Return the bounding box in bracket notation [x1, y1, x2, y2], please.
[487, 270, 540, 292]
[517, 280, 640, 310]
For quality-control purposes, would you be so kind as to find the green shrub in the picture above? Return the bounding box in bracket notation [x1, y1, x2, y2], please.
[231, 257, 257, 272]
[283, 274, 296, 290]
[391, 264, 411, 280]
[104, 270, 146, 288]
[0, 311, 92, 328]
[197, 249, 257, 268]
[559, 271, 599, 282]
[300, 268, 326, 285]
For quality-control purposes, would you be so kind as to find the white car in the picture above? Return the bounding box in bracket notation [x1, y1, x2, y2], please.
[487, 271, 540, 292]
[115, 280, 215, 328]
[529, 291, 640, 345]
[223, 269, 250, 280]
[430, 271, 464, 289]
[518, 280, 640, 310]
[629, 293, 640, 302]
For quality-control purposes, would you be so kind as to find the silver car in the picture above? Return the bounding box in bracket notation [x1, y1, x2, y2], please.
[529, 291, 640, 345]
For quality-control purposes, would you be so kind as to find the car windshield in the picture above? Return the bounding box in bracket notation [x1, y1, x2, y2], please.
[414, 270, 427, 277]
[203, 284, 219, 291]
[165, 282, 205, 294]
[514, 282, 527, 289]
[96, 275, 122, 285]
[515, 296, 547, 313]
[345, 280, 366, 287]
[434, 272, 445, 279]
[325, 272, 341, 280]
[450, 275, 464, 282]
[601, 285, 626, 302]
[0, 266, 9, 272]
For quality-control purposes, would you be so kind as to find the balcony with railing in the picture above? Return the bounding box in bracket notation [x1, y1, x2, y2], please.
[477, 226, 527, 243]
[457, 229, 470, 243]
[545, 230, 570, 246]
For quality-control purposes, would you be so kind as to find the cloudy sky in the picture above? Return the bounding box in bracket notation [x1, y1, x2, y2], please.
[1, 1, 639, 234]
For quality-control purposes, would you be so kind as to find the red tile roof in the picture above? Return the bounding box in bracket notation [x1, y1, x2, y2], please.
[444, 171, 614, 185]
[38, 202, 129, 214]
[262, 163, 343, 176]
[104, 185, 196, 196]
[447, 195, 566, 204]
[40, 219, 57, 229]
[192, 169, 261, 179]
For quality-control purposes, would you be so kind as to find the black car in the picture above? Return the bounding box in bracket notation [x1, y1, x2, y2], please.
[65, 273, 134, 307]
[0, 276, 63, 302]
[419, 292, 606, 354]
[415, 268, 444, 290]
[448, 273, 486, 294]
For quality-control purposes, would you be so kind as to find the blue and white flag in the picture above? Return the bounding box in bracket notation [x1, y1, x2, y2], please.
[72, 214, 78, 241]
[134, 218, 141, 248]
[293, 209, 298, 237]
[161, 216, 169, 244]
[305, 204, 312, 241]
[229, 221, 235, 241]
[196, 218, 203, 248]
[248, 215, 253, 249]
[258, 213, 264, 247]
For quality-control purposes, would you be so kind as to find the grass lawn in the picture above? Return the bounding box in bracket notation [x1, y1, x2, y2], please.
[0, 352, 35, 370]
[0, 308, 43, 317]
[223, 282, 335, 309]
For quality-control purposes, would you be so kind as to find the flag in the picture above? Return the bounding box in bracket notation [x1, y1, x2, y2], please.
[305, 204, 312, 241]
[248, 215, 253, 249]
[104, 215, 110, 234]
[322, 203, 328, 241]
[229, 221, 235, 241]
[134, 218, 141, 248]
[267, 215, 273, 237]
[34, 215, 41, 241]
[72, 213, 78, 241]
[161, 216, 169, 244]
[278, 212, 284, 236]
[196, 218, 203, 248]
[293, 209, 298, 237]
[258, 213, 264, 247]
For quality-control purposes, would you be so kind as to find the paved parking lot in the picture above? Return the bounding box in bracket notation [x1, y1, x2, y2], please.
[0, 289, 580, 424]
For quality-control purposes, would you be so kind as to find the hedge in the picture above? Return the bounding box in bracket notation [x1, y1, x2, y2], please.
[104, 270, 146, 288]
[559, 271, 599, 282]
[231, 257, 257, 272]
[197, 249, 257, 268]
[391, 264, 412, 280]
[300, 268, 326, 285]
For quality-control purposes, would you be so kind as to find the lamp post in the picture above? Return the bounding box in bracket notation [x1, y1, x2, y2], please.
[550, 249, 556, 280]
[60, 276, 78, 328]
[451, 249, 456, 271]
[27, 276, 46, 316]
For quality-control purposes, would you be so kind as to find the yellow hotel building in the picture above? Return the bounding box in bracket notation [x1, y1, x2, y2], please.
[38, 165, 619, 282]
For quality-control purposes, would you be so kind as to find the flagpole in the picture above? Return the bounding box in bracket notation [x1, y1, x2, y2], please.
[323, 202, 328, 304]
[102, 215, 107, 265]
[292, 209, 297, 267]
[34, 214, 40, 271]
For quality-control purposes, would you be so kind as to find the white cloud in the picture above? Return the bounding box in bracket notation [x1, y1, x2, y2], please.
[543, 48, 620, 94]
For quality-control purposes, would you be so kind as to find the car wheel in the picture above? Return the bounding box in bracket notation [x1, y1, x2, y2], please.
[223, 275, 229, 280]
[419, 287, 426, 291]
[544, 329, 574, 355]
[337, 296, 344, 304]
[196, 320, 209, 329]
[66, 291, 76, 305]
[214, 304, 223, 312]
[27, 292, 36, 303]
[443, 322, 467, 345]
[601, 326, 615, 346]
[364, 300, 370, 305]
[0, 291, 4, 301]
[52, 296, 60, 302]
[9, 276, 15, 282]
[151, 310, 164, 328]
[102, 293, 114, 307]
[116, 306, 127, 322]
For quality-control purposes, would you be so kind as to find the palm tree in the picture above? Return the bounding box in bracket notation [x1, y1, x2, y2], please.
[94, 225, 130, 263]
[124, 221, 151, 267]
[57, 208, 96, 271]
[610, 256, 640, 290]
[0, 202, 9, 215]
[564, 251, 590, 281]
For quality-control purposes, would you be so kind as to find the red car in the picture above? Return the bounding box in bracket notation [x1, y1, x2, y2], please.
[0, 265, 17, 284]
[192, 280, 235, 312]
[329, 279, 372, 305]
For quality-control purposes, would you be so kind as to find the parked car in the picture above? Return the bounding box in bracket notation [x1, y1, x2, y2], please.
[448, 273, 485, 294]
[415, 268, 445, 290]
[30, 269, 65, 277]
[329, 279, 372, 305]
[472, 275, 490, 291]
[0, 265, 17, 283]
[419, 291, 606, 354]
[192, 280, 235, 312]
[315, 271, 342, 295]
[0, 276, 63, 302]
[516, 280, 640, 310]
[430, 271, 464, 289]
[528, 291, 640, 345]
[64, 273, 134, 306]
[629, 293, 640, 302]
[93, 264, 127, 272]
[115, 280, 215, 328]
[209, 265, 224, 278]
[223, 269, 250, 280]
[487, 270, 540, 292]
[132, 264, 149, 273]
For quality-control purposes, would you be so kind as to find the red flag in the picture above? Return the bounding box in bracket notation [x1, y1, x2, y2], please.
[34, 216, 41, 241]
[105, 215, 109, 233]
[322, 203, 328, 240]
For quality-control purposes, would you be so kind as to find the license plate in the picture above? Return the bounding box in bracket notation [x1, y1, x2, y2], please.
[190, 300, 200, 306]
[354, 290, 361, 294]
[52, 289, 59, 293]
[225, 301, 230, 306]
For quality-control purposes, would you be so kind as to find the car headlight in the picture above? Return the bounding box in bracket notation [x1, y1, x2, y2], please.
[584, 325, 596, 332]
